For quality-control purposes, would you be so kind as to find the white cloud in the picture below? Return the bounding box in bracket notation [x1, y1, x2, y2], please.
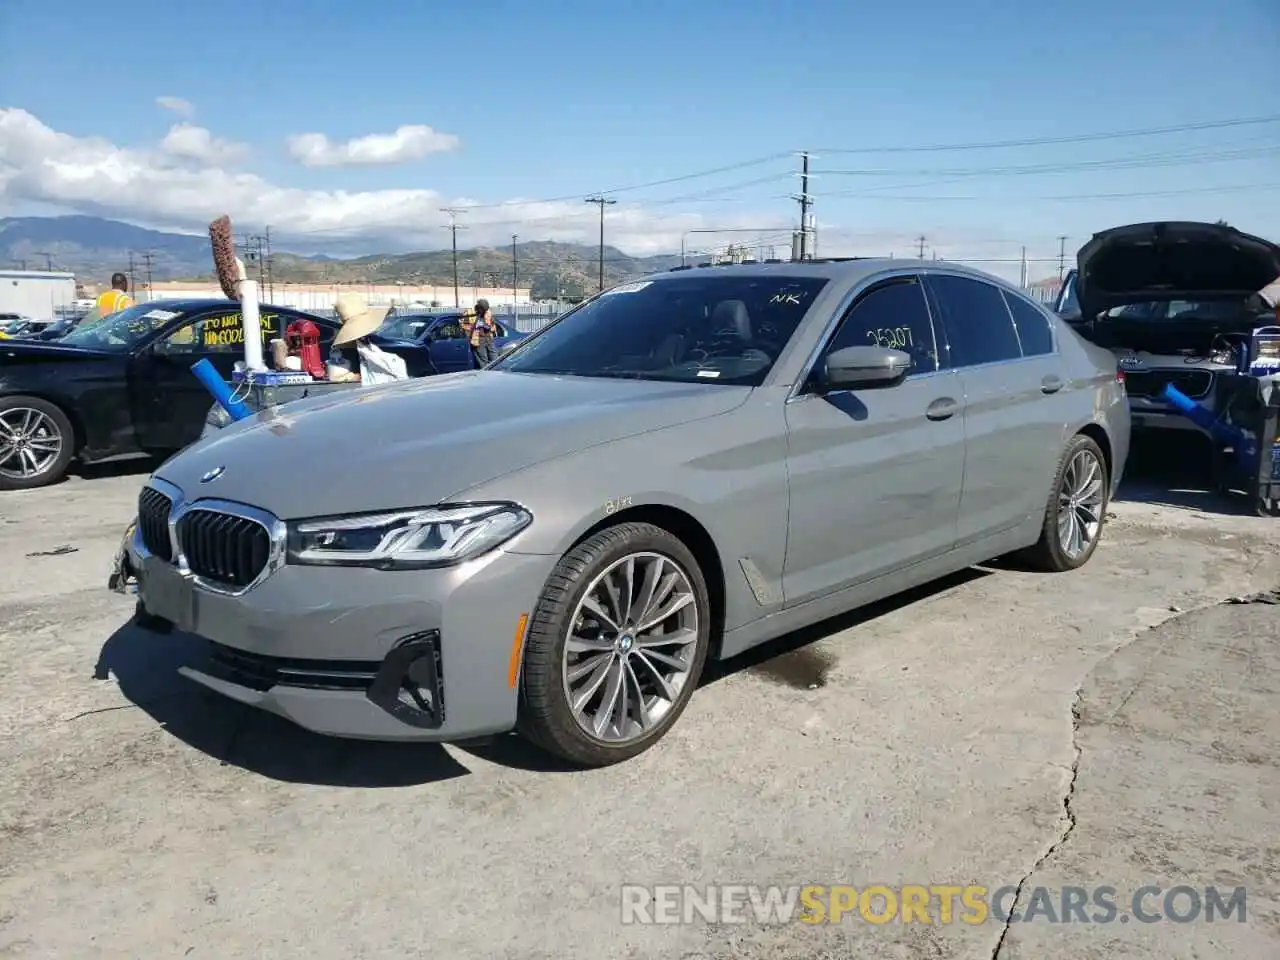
[286, 124, 461, 168]
[156, 96, 195, 118]
[160, 123, 249, 165]
[0, 108, 757, 256]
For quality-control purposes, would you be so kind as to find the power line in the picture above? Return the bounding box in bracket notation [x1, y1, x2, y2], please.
[813, 114, 1280, 154]
[33, 250, 54, 271]
[816, 143, 1280, 179]
[820, 181, 1280, 202]
[584, 196, 617, 291]
[457, 154, 791, 211]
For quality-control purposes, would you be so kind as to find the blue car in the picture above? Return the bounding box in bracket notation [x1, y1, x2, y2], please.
[370, 311, 526, 376]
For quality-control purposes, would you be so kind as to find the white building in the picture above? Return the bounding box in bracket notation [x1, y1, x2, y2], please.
[144, 281, 533, 313]
[0, 269, 78, 321]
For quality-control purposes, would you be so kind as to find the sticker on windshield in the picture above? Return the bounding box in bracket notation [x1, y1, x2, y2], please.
[142, 309, 180, 321]
[600, 281, 652, 296]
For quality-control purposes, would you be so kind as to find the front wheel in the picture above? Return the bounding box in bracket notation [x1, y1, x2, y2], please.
[1020, 433, 1110, 572]
[518, 522, 712, 767]
[0, 396, 75, 491]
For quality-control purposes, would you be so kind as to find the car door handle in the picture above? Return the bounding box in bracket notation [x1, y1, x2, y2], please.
[1041, 376, 1063, 394]
[925, 397, 959, 421]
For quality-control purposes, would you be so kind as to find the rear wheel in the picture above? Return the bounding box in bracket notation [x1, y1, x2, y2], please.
[518, 522, 712, 767]
[1021, 433, 1109, 572]
[0, 396, 75, 491]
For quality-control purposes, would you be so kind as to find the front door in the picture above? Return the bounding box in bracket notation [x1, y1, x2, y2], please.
[782, 275, 965, 604]
[426, 318, 475, 372]
[129, 310, 283, 450]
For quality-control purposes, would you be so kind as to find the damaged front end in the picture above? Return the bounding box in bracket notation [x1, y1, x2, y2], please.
[107, 520, 138, 595]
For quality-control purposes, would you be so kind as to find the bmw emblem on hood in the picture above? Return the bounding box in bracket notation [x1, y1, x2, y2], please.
[200, 465, 226, 483]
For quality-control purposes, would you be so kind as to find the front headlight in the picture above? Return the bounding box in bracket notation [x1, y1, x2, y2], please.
[286, 502, 532, 569]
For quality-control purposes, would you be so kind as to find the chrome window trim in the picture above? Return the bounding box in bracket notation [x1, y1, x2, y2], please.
[136, 478, 287, 597]
[785, 267, 941, 403]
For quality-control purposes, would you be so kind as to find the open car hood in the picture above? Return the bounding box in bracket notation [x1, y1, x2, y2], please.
[1075, 221, 1280, 320]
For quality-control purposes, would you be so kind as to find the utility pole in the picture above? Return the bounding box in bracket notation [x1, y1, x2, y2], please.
[916, 235, 927, 259]
[511, 234, 519, 317]
[584, 196, 616, 292]
[441, 208, 466, 307]
[141, 251, 155, 301]
[34, 251, 54, 272]
[792, 152, 813, 260]
[1057, 235, 1068, 283]
[263, 226, 274, 301]
[128, 251, 137, 299]
[1020, 246, 1028, 288]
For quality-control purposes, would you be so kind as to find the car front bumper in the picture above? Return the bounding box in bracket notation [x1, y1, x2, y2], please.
[118, 523, 553, 742]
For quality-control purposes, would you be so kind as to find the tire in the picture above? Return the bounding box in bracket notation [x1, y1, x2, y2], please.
[1020, 433, 1110, 572]
[518, 522, 712, 767]
[0, 395, 75, 491]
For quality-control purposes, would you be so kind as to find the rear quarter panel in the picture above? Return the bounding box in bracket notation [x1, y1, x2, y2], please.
[1057, 320, 1130, 493]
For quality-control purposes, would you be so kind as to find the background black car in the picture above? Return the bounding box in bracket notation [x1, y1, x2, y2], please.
[0, 298, 409, 491]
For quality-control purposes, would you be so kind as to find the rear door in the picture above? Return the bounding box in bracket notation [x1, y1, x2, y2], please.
[782, 273, 965, 602]
[924, 273, 1067, 546]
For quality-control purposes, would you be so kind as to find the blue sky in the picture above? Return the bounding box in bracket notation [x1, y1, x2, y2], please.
[2, 0, 1279, 277]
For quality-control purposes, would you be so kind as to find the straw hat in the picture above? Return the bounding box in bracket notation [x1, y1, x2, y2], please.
[333, 292, 390, 345]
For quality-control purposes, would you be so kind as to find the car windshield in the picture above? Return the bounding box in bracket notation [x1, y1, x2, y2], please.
[378, 313, 436, 341]
[59, 302, 187, 350]
[1103, 299, 1254, 322]
[490, 274, 829, 385]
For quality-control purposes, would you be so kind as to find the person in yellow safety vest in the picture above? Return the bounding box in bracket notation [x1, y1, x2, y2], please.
[95, 273, 133, 317]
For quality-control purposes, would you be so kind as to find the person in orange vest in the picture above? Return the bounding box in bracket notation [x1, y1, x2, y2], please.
[95, 273, 133, 317]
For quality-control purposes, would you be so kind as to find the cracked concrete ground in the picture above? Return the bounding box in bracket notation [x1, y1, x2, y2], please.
[0, 453, 1278, 959]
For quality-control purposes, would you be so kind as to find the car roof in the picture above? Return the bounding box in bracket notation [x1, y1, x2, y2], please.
[139, 298, 334, 318]
[644, 256, 1023, 290]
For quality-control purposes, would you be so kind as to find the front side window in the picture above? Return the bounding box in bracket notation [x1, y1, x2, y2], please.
[153, 311, 286, 354]
[491, 274, 830, 386]
[928, 274, 1023, 367]
[825, 277, 938, 376]
[432, 320, 466, 341]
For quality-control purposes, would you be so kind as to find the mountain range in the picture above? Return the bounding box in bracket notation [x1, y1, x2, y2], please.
[0, 216, 686, 299]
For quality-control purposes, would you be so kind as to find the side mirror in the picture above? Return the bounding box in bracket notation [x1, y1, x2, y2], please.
[822, 346, 911, 391]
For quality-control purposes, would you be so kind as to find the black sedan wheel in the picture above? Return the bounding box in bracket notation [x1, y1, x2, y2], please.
[0, 396, 75, 491]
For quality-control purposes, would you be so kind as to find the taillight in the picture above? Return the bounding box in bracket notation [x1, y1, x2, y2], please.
[1115, 367, 1126, 385]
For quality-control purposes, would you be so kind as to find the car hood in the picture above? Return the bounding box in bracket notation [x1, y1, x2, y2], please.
[0, 339, 115, 362]
[1075, 220, 1280, 320]
[156, 370, 750, 519]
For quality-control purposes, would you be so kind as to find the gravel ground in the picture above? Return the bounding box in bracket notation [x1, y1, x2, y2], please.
[0, 451, 1277, 959]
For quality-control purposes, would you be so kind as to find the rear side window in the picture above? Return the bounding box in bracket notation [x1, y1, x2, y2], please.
[928, 274, 1022, 367]
[1002, 291, 1055, 357]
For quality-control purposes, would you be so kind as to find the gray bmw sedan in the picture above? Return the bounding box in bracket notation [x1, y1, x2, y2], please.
[119, 258, 1130, 767]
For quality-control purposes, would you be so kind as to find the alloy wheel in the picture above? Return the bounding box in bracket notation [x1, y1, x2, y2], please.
[0, 408, 63, 481]
[1057, 448, 1104, 559]
[561, 551, 700, 743]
